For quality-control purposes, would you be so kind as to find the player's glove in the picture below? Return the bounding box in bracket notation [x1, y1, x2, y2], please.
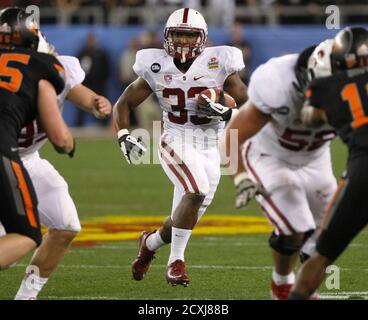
[198, 94, 233, 121]
[234, 171, 268, 208]
[117, 129, 147, 164]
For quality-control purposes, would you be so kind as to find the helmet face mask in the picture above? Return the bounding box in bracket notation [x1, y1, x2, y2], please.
[330, 27, 368, 73]
[307, 27, 368, 83]
[164, 8, 208, 63]
[0, 7, 39, 50]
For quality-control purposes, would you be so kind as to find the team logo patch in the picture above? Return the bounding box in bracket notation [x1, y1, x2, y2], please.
[164, 74, 172, 84]
[208, 57, 219, 69]
[151, 63, 161, 73]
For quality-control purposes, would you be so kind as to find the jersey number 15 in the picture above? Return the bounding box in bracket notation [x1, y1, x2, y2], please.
[341, 82, 368, 129]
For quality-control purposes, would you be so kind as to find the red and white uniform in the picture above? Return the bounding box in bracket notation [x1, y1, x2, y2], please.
[133, 46, 244, 219]
[1, 56, 85, 234]
[245, 54, 337, 253]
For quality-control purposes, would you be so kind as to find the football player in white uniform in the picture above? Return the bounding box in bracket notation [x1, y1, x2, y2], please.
[207, 45, 338, 299]
[0, 32, 112, 300]
[113, 8, 247, 286]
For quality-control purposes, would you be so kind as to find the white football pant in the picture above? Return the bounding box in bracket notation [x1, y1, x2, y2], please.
[158, 131, 221, 221]
[244, 142, 337, 255]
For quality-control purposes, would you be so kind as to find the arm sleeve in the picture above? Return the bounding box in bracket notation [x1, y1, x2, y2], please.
[224, 46, 245, 76]
[132, 50, 145, 79]
[58, 56, 85, 89]
[247, 62, 284, 114]
[132, 50, 155, 91]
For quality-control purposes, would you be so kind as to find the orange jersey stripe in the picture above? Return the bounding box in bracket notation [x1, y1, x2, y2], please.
[54, 63, 65, 73]
[10, 161, 38, 228]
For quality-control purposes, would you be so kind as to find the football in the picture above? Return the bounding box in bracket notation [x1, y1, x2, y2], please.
[197, 88, 237, 109]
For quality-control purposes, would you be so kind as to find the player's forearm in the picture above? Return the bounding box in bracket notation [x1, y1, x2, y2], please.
[113, 77, 153, 131]
[67, 84, 98, 113]
[113, 97, 131, 130]
[224, 72, 248, 107]
[67, 84, 112, 120]
[223, 101, 271, 177]
[38, 80, 75, 156]
[52, 128, 74, 155]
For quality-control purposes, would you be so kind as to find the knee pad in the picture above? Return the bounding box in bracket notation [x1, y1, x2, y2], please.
[268, 230, 314, 256]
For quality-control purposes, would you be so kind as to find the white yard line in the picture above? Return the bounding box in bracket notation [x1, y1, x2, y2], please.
[13, 263, 367, 272]
[42, 292, 368, 300]
[14, 263, 272, 270]
[319, 292, 368, 300]
[70, 242, 268, 251]
[42, 296, 122, 300]
[319, 291, 368, 295]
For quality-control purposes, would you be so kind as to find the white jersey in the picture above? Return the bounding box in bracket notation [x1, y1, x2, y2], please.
[247, 54, 336, 166]
[133, 46, 244, 140]
[18, 55, 85, 157]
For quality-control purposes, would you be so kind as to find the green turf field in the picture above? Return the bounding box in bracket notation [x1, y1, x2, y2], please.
[0, 138, 367, 300]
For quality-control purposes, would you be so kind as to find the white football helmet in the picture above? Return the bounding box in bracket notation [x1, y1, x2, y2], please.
[164, 8, 208, 63]
[307, 39, 334, 80]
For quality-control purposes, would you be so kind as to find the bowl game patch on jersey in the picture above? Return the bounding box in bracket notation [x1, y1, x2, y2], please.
[208, 56, 219, 69]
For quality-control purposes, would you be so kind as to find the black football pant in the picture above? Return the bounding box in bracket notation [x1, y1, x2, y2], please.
[317, 154, 368, 262]
[0, 154, 42, 246]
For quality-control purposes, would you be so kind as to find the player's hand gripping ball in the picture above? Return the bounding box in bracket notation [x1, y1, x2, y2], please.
[197, 88, 236, 121]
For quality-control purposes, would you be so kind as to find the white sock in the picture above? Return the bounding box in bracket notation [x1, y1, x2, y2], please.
[146, 231, 166, 252]
[272, 269, 295, 285]
[168, 227, 192, 265]
[15, 272, 48, 300]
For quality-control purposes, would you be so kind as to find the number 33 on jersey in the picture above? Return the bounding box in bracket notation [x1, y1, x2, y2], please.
[132, 46, 244, 134]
